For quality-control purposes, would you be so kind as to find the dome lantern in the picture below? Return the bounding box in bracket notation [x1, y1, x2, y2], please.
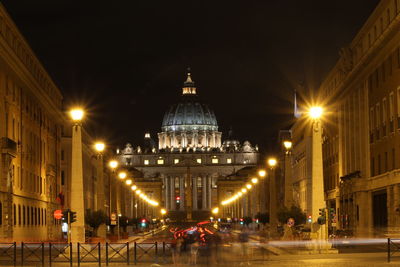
[182, 68, 196, 95]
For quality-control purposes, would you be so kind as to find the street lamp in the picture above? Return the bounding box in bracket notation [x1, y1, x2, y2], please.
[283, 140, 293, 207]
[69, 108, 85, 243]
[268, 157, 278, 237]
[118, 171, 127, 179]
[125, 179, 132, 186]
[308, 106, 329, 247]
[109, 160, 118, 169]
[161, 208, 167, 215]
[258, 169, 266, 177]
[212, 207, 219, 215]
[251, 177, 258, 184]
[131, 185, 137, 191]
[94, 141, 106, 238]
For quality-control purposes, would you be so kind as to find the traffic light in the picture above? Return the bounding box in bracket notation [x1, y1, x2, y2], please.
[175, 196, 180, 203]
[141, 218, 147, 227]
[239, 218, 244, 225]
[62, 210, 69, 222]
[329, 208, 335, 220]
[70, 211, 77, 223]
[317, 208, 326, 225]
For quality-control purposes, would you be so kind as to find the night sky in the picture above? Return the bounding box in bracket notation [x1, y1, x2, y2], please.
[2, 0, 380, 153]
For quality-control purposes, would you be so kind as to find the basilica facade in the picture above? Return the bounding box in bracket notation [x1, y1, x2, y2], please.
[117, 72, 260, 220]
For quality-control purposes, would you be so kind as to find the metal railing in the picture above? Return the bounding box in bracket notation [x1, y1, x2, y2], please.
[0, 241, 177, 265]
[388, 238, 400, 262]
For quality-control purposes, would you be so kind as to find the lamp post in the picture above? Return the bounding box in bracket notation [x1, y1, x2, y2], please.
[69, 108, 85, 243]
[94, 142, 106, 238]
[267, 158, 277, 237]
[308, 106, 330, 249]
[257, 169, 267, 214]
[108, 160, 118, 220]
[283, 141, 293, 207]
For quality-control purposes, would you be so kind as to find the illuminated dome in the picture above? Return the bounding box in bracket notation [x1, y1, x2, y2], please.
[158, 71, 222, 150]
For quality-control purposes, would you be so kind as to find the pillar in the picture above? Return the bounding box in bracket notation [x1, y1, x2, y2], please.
[202, 176, 207, 210]
[207, 176, 212, 209]
[170, 177, 175, 210]
[96, 154, 106, 238]
[70, 123, 85, 243]
[284, 153, 293, 207]
[179, 177, 185, 211]
[193, 177, 198, 210]
[165, 177, 170, 210]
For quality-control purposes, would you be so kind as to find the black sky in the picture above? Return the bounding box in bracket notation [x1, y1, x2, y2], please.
[2, 0, 380, 152]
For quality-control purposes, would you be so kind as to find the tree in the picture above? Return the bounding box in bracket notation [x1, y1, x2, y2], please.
[85, 209, 107, 237]
[255, 212, 269, 225]
[277, 205, 306, 225]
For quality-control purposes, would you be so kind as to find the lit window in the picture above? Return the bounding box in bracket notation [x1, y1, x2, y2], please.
[174, 159, 179, 164]
[212, 158, 219, 164]
[144, 160, 149, 165]
[227, 158, 232, 164]
[196, 158, 202, 164]
[157, 159, 164, 165]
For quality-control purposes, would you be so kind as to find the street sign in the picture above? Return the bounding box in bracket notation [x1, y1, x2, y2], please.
[111, 221, 117, 225]
[111, 213, 117, 221]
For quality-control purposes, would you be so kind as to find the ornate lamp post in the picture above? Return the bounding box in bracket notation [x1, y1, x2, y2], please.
[267, 157, 277, 237]
[69, 108, 85, 243]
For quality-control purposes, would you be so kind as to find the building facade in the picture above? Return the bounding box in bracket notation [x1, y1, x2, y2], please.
[288, 0, 400, 236]
[0, 4, 63, 241]
[117, 72, 260, 220]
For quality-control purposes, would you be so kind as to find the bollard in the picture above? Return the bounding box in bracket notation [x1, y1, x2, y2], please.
[388, 238, 390, 263]
[98, 242, 101, 267]
[77, 242, 81, 267]
[134, 242, 137, 265]
[41, 242, 45, 266]
[106, 243, 109, 266]
[13, 242, 16, 267]
[21, 242, 24, 266]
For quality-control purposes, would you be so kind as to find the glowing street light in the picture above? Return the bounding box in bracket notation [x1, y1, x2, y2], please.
[251, 177, 258, 184]
[309, 106, 323, 119]
[258, 169, 266, 177]
[94, 142, 105, 153]
[118, 171, 127, 179]
[70, 108, 84, 122]
[268, 158, 277, 168]
[109, 160, 118, 169]
[241, 188, 247, 193]
[125, 179, 132, 185]
[283, 140, 292, 150]
[212, 207, 219, 215]
[131, 185, 137, 191]
[246, 184, 252, 190]
[161, 209, 167, 215]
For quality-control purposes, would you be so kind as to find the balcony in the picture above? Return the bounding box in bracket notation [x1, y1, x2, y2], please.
[0, 137, 17, 157]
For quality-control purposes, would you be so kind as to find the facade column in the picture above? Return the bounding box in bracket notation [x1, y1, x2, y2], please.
[202, 176, 207, 210]
[170, 177, 175, 210]
[165, 177, 170, 210]
[192, 177, 198, 210]
[207, 176, 212, 209]
[179, 177, 185, 211]
[394, 185, 400, 232]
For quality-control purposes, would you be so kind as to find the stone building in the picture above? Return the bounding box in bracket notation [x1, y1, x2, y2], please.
[288, 0, 400, 236]
[117, 72, 260, 220]
[0, 4, 63, 241]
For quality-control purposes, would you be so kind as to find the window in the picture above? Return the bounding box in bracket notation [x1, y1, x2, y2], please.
[61, 150, 64, 161]
[23, 206, 25, 225]
[157, 159, 164, 165]
[144, 160, 149, 165]
[18, 205, 21, 225]
[371, 157, 375, 176]
[13, 204, 16, 225]
[390, 93, 394, 120]
[227, 158, 232, 164]
[196, 158, 202, 164]
[212, 158, 219, 164]
[0, 202, 2, 225]
[174, 159, 179, 164]
[376, 103, 381, 127]
[385, 152, 388, 172]
[383, 98, 387, 125]
[392, 148, 396, 170]
[370, 107, 375, 129]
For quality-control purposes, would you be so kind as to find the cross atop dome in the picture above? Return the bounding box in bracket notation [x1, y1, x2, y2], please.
[182, 68, 197, 95]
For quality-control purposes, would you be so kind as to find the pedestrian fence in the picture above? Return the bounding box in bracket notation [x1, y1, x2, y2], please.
[0, 241, 173, 266]
[388, 238, 400, 262]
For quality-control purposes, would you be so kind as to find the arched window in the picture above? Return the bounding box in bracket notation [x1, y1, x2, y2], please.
[27, 206, 30, 225]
